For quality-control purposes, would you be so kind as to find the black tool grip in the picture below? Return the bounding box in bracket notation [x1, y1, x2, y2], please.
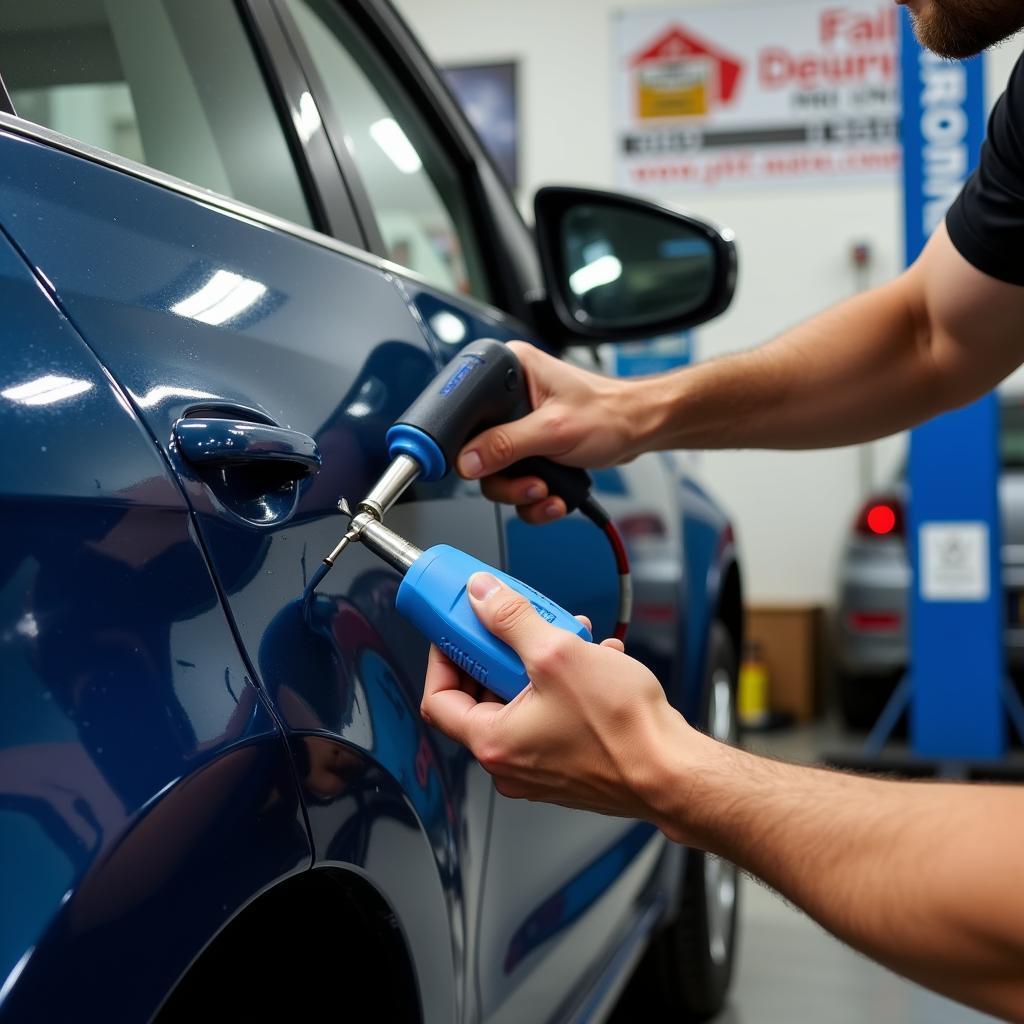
[394, 338, 592, 513]
[508, 456, 593, 514]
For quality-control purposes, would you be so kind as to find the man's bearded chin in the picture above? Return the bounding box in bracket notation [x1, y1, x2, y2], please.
[911, 0, 1024, 59]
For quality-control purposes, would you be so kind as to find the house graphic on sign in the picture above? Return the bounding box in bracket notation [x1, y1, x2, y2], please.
[631, 25, 743, 119]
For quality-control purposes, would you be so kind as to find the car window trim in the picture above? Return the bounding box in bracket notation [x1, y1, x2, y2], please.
[0, 111, 523, 332]
[0, 71, 13, 116]
[269, 0, 390, 258]
[275, 0, 510, 301]
[341, 0, 540, 324]
[238, 0, 364, 245]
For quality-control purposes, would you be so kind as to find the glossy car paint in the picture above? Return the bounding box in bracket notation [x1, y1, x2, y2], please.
[0, 9, 740, 1019]
[0, 223, 310, 1022]
[0, 128, 493, 1022]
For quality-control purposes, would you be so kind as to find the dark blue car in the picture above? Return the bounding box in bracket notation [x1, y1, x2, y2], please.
[0, 3, 743, 1021]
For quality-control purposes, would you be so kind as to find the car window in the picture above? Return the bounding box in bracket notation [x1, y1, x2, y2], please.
[0, 0, 312, 229]
[283, 0, 490, 302]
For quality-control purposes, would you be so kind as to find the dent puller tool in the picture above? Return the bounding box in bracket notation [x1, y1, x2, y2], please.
[305, 339, 631, 701]
[329, 500, 591, 702]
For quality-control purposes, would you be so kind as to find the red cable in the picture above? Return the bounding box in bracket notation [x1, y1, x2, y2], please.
[603, 519, 632, 643]
[579, 496, 632, 644]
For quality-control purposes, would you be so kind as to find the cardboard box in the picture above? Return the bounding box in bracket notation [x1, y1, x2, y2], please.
[745, 605, 823, 722]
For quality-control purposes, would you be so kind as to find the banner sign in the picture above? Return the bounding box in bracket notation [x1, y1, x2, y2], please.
[899, 9, 1001, 759]
[899, 24, 986, 262]
[613, 1, 900, 190]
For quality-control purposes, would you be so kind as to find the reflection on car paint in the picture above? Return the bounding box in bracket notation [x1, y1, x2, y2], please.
[260, 584, 454, 866]
[504, 822, 656, 973]
[0, 230, 308, 1020]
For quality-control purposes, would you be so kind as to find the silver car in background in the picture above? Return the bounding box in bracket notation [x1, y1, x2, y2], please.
[836, 397, 1024, 728]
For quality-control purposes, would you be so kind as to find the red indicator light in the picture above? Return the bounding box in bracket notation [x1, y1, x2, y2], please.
[854, 495, 904, 538]
[866, 504, 897, 535]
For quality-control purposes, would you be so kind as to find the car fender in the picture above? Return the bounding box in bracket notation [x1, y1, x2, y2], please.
[0, 225, 312, 1021]
[259, 589, 465, 1024]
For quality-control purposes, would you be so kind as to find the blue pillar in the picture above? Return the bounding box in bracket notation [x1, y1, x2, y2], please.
[900, 11, 1004, 758]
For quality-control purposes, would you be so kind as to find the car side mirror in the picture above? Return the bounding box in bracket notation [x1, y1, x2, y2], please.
[533, 186, 737, 344]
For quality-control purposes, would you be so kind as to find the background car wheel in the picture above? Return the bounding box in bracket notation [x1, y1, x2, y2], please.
[837, 670, 903, 732]
[618, 621, 740, 1022]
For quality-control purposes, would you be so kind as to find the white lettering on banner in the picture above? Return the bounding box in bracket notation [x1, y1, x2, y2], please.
[920, 52, 969, 234]
[614, 1, 900, 190]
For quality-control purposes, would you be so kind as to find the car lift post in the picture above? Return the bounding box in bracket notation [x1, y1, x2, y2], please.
[840, 11, 1024, 774]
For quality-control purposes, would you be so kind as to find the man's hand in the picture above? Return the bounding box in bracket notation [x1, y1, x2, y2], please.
[420, 577, 1024, 1022]
[457, 342, 646, 524]
[420, 571, 694, 821]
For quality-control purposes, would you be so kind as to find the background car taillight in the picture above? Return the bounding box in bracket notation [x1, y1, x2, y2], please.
[846, 610, 902, 632]
[853, 496, 905, 539]
[617, 513, 667, 540]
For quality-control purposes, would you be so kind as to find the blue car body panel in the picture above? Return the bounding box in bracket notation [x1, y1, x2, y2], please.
[0, 218, 309, 1022]
[0, 105, 739, 1022]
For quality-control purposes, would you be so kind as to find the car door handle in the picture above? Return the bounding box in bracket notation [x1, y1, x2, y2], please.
[174, 417, 321, 478]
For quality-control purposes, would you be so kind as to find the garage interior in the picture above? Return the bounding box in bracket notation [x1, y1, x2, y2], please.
[393, 1, 1021, 1021]
[1, 0, 1022, 1020]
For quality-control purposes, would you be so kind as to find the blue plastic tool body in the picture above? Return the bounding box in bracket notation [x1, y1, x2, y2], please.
[396, 544, 592, 702]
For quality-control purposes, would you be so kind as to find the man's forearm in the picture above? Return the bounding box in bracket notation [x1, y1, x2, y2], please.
[648, 730, 1024, 1020]
[624, 225, 1024, 456]
[630, 277, 945, 452]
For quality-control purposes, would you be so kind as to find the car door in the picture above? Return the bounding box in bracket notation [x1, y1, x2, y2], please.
[273, 4, 668, 1020]
[0, 3, 498, 1021]
[0, 218, 314, 1022]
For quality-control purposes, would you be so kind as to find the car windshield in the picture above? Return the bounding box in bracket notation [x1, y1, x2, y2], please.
[1002, 403, 1024, 468]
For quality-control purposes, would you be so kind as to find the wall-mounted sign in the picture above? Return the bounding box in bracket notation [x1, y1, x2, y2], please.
[919, 522, 990, 602]
[614, 332, 692, 377]
[613, 2, 899, 191]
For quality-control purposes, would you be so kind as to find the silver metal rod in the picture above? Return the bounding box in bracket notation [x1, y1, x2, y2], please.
[323, 528, 357, 567]
[355, 516, 423, 573]
[360, 454, 421, 521]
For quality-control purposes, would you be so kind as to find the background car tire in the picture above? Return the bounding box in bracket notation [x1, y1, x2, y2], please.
[837, 670, 903, 732]
[616, 621, 740, 1022]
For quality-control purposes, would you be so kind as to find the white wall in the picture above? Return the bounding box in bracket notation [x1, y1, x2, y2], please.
[396, 0, 1023, 604]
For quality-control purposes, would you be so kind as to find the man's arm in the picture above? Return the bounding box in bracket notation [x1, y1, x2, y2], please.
[659, 744, 1024, 1022]
[643, 223, 1024, 451]
[461, 226, 1024, 520]
[421, 575, 1024, 1022]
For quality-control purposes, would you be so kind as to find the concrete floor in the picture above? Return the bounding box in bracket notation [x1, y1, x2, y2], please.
[708, 720, 1001, 1024]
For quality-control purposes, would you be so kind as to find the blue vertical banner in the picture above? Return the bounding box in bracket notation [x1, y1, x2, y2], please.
[900, 10, 1003, 758]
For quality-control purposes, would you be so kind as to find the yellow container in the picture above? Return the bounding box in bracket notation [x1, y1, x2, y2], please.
[738, 650, 770, 728]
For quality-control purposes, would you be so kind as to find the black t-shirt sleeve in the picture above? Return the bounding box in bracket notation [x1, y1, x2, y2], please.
[946, 52, 1024, 286]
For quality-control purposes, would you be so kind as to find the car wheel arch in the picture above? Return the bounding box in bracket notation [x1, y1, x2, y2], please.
[155, 866, 423, 1022]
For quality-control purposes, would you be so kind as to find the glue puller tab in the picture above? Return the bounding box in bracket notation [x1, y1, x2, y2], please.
[338, 500, 591, 703]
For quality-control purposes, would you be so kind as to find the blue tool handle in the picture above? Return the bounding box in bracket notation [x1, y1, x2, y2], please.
[396, 545, 592, 703]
